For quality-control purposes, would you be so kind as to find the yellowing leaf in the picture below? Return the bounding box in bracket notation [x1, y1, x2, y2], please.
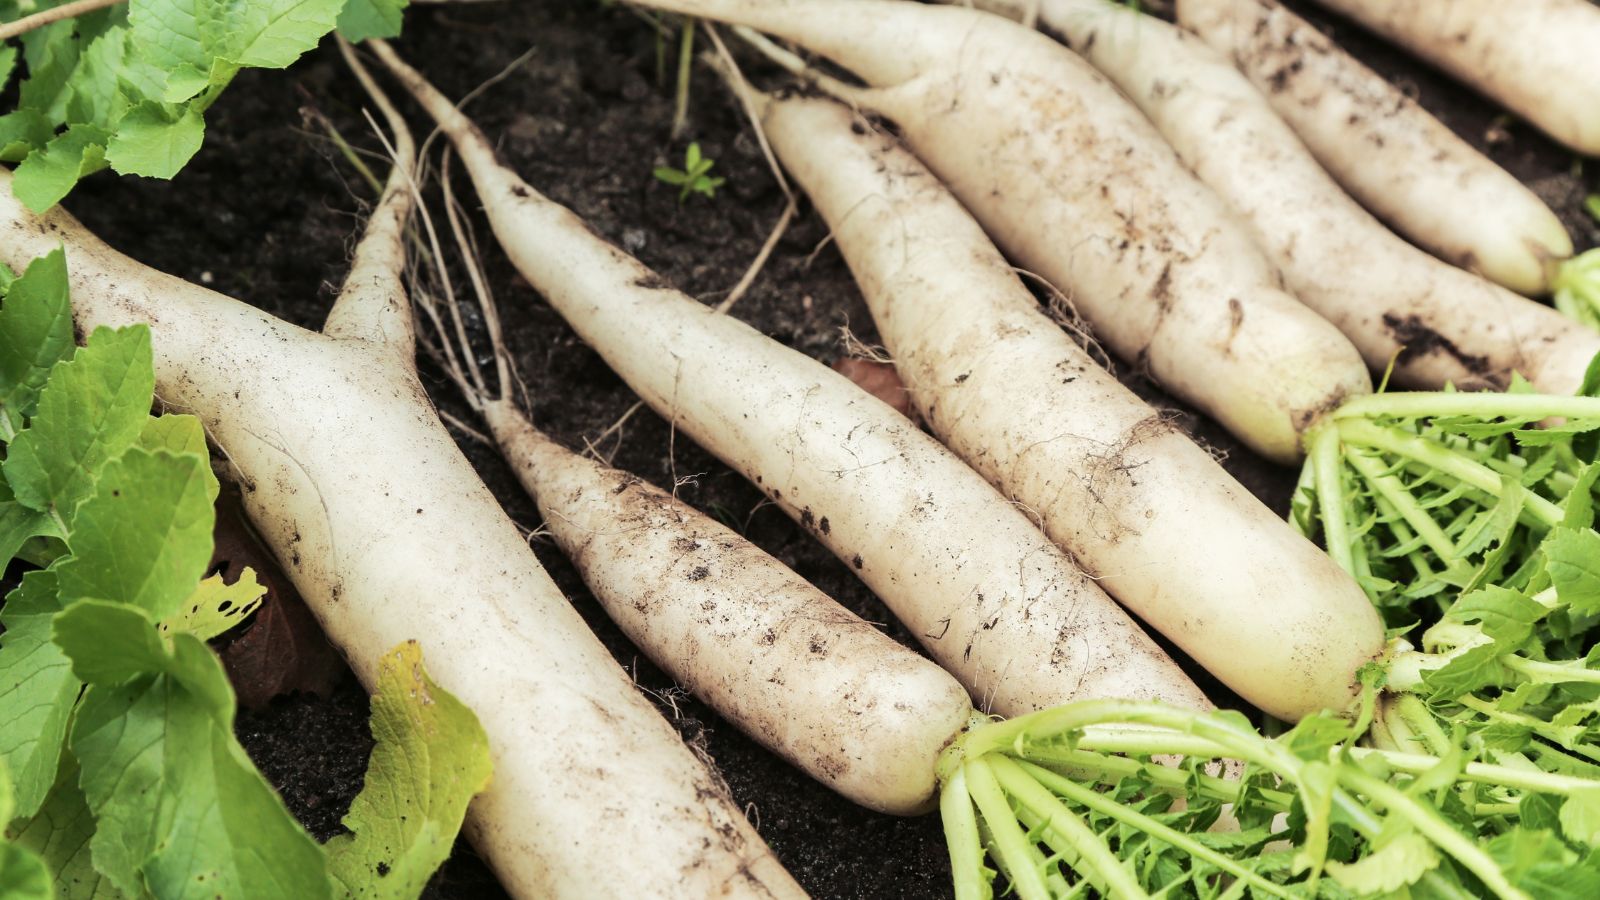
[160, 569, 265, 642]
[326, 641, 492, 898]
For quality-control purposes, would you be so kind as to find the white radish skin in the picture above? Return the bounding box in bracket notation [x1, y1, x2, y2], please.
[1178, 0, 1574, 298]
[740, 85, 1382, 721]
[638, 0, 1370, 464]
[995, 0, 1600, 395]
[481, 400, 974, 814]
[373, 40, 1213, 720]
[1313, 0, 1600, 158]
[0, 92, 802, 900]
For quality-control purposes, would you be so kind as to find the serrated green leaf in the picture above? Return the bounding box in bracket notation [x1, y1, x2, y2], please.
[0, 571, 79, 821]
[12, 124, 111, 213]
[54, 600, 174, 687]
[64, 608, 330, 899]
[1486, 828, 1599, 898]
[64, 30, 132, 127]
[0, 841, 50, 900]
[6, 755, 126, 900]
[203, 0, 345, 69]
[159, 570, 265, 642]
[0, 46, 16, 90]
[137, 413, 208, 459]
[1, 323, 151, 521]
[1422, 641, 1512, 700]
[55, 447, 215, 622]
[18, 20, 83, 123]
[0, 502, 59, 566]
[105, 101, 204, 178]
[337, 0, 408, 42]
[0, 110, 54, 163]
[1446, 586, 1544, 645]
[1326, 832, 1440, 894]
[1547, 527, 1600, 617]
[1562, 787, 1600, 846]
[327, 641, 491, 898]
[0, 247, 75, 437]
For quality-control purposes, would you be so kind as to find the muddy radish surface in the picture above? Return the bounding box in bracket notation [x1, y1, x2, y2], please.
[43, 0, 1600, 895]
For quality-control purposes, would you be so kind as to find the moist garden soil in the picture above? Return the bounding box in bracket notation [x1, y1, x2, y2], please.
[35, 0, 1600, 896]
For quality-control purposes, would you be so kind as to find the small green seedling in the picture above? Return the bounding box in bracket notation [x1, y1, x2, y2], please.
[654, 142, 726, 202]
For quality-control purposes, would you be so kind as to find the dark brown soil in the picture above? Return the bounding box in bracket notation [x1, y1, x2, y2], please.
[39, 0, 1598, 896]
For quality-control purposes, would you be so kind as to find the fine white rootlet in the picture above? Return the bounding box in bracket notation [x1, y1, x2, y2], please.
[372, 39, 1215, 722]
[0, 52, 803, 900]
[723, 76, 1383, 721]
[634, 0, 1371, 464]
[1312, 0, 1600, 158]
[999, 0, 1600, 395]
[1179, 0, 1576, 298]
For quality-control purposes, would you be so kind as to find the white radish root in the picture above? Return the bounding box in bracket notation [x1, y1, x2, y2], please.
[371, 39, 1215, 721]
[1312, 0, 1600, 158]
[421, 182, 974, 815]
[634, 0, 1371, 464]
[1178, 0, 1576, 298]
[0, 44, 804, 900]
[998, 0, 1600, 395]
[720, 72, 1383, 722]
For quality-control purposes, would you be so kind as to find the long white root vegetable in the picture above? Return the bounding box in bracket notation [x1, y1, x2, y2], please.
[719, 73, 1384, 721]
[1312, 0, 1600, 158]
[1177, 0, 1576, 297]
[422, 194, 974, 814]
[997, 0, 1600, 395]
[642, 0, 1370, 464]
[372, 40, 1215, 721]
[0, 49, 804, 900]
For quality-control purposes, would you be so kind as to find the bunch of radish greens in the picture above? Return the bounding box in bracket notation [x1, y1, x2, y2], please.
[1296, 369, 1600, 773]
[0, 249, 490, 899]
[0, 0, 405, 211]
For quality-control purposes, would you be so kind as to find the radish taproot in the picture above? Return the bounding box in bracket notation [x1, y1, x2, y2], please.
[371, 39, 1215, 721]
[419, 175, 974, 815]
[1177, 0, 1579, 298]
[626, 0, 1370, 463]
[1309, 0, 1600, 158]
[989, 0, 1600, 394]
[709, 69, 1383, 722]
[0, 46, 804, 900]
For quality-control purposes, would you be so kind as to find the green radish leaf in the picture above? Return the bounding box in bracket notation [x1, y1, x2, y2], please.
[54, 600, 175, 687]
[12, 124, 111, 213]
[0, 762, 51, 900]
[1546, 528, 1600, 617]
[3, 325, 155, 522]
[326, 641, 492, 898]
[1486, 828, 1600, 898]
[55, 448, 215, 622]
[1325, 832, 1439, 894]
[5, 755, 125, 900]
[1563, 787, 1600, 846]
[202, 0, 346, 70]
[0, 111, 53, 163]
[105, 101, 205, 178]
[1446, 586, 1544, 645]
[0, 247, 75, 437]
[1422, 641, 1511, 700]
[0, 571, 79, 821]
[0, 502, 60, 567]
[137, 413, 208, 459]
[337, 0, 410, 42]
[62, 605, 330, 900]
[159, 570, 266, 642]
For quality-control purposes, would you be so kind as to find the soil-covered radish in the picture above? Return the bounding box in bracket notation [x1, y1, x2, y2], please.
[631, 0, 1370, 464]
[999, 0, 1600, 394]
[1310, 0, 1600, 158]
[1177, 0, 1576, 298]
[372, 39, 1215, 721]
[716, 73, 1383, 721]
[419, 190, 973, 814]
[0, 51, 803, 900]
